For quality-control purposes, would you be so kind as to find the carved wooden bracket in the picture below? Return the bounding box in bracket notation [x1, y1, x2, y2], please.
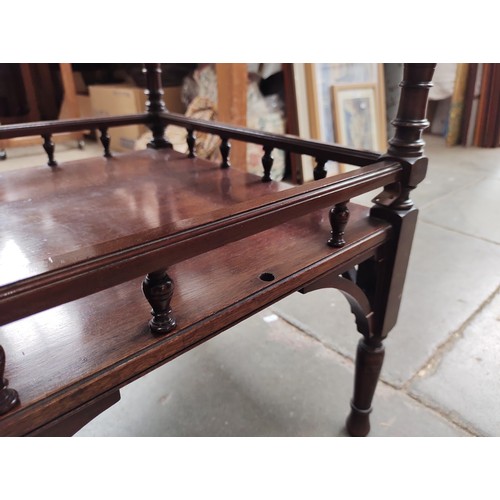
[301, 273, 374, 338]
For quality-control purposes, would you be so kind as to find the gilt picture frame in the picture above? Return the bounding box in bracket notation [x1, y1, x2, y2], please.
[304, 63, 386, 145]
[331, 83, 381, 152]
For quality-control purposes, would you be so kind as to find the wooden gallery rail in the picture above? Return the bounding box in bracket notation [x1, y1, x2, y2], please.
[0, 63, 436, 437]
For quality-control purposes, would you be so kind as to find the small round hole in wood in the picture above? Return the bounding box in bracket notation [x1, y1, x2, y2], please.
[259, 272, 275, 282]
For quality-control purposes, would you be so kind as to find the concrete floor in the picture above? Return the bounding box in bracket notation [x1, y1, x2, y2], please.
[2, 134, 498, 436]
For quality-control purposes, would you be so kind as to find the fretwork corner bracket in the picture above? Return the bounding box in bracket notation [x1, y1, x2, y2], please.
[0, 345, 20, 416]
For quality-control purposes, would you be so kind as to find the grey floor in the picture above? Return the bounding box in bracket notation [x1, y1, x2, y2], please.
[2, 134, 498, 437]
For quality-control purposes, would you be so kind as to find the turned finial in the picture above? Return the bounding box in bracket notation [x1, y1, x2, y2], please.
[387, 63, 436, 161]
[375, 64, 436, 210]
[143, 63, 172, 149]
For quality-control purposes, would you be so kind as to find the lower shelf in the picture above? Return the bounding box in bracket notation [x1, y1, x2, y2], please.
[0, 203, 391, 436]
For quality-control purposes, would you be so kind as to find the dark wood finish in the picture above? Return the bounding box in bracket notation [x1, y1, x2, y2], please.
[143, 63, 172, 150]
[160, 111, 382, 167]
[261, 146, 273, 182]
[342, 64, 436, 435]
[0, 203, 390, 436]
[0, 345, 20, 416]
[142, 270, 176, 335]
[28, 391, 120, 437]
[301, 273, 373, 338]
[0, 64, 436, 436]
[42, 133, 57, 167]
[0, 114, 149, 140]
[220, 137, 231, 169]
[187, 129, 196, 158]
[475, 64, 500, 148]
[99, 127, 112, 158]
[367, 206, 419, 338]
[313, 158, 327, 181]
[345, 338, 385, 437]
[0, 155, 401, 328]
[387, 64, 435, 160]
[328, 202, 350, 248]
[379, 63, 436, 210]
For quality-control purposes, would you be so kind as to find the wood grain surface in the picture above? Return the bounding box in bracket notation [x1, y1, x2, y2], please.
[0, 202, 391, 436]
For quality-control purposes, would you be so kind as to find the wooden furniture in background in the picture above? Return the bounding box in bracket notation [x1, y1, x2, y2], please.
[0, 64, 84, 159]
[0, 63, 436, 437]
[215, 63, 247, 168]
[474, 63, 500, 147]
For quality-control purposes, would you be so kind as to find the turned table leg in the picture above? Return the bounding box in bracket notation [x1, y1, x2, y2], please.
[345, 337, 385, 437]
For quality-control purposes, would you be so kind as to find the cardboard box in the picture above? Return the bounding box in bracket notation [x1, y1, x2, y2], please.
[88, 84, 183, 151]
[77, 95, 92, 118]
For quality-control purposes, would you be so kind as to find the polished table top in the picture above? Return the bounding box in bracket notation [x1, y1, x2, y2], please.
[0, 148, 288, 289]
[0, 148, 400, 328]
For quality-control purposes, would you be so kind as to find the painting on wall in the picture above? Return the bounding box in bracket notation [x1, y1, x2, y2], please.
[304, 63, 386, 148]
[331, 83, 380, 151]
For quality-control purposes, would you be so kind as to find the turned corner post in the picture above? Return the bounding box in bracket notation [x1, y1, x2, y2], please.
[142, 270, 176, 335]
[143, 63, 172, 150]
[375, 63, 436, 210]
[0, 345, 20, 416]
[344, 65, 436, 437]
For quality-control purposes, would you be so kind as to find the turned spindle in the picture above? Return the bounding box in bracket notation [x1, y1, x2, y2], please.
[143, 63, 172, 150]
[261, 146, 274, 182]
[42, 134, 57, 167]
[328, 201, 350, 248]
[187, 129, 196, 158]
[99, 127, 112, 158]
[142, 270, 176, 335]
[220, 138, 231, 169]
[313, 158, 327, 180]
[0, 345, 20, 416]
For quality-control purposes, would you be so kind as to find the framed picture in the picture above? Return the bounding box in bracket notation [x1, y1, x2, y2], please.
[331, 83, 381, 152]
[304, 63, 386, 147]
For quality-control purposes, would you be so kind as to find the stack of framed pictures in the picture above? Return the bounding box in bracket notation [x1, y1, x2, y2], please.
[301, 63, 386, 176]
